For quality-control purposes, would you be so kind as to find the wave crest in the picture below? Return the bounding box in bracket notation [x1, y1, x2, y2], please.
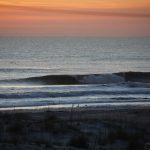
[0, 72, 149, 85]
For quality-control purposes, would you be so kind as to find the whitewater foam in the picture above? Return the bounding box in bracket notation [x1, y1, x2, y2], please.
[79, 74, 125, 84]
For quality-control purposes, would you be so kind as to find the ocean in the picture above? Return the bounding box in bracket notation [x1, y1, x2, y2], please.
[0, 37, 150, 110]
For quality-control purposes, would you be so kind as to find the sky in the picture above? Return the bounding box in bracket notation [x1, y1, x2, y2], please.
[0, 0, 150, 36]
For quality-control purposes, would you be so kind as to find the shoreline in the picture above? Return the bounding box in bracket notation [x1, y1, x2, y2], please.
[1, 103, 150, 113]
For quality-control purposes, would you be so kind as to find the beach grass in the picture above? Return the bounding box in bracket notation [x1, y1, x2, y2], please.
[0, 106, 150, 150]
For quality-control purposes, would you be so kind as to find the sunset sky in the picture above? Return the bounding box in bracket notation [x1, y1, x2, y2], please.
[0, 0, 150, 36]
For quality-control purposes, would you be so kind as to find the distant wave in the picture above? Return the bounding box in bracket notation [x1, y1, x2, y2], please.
[0, 72, 150, 85]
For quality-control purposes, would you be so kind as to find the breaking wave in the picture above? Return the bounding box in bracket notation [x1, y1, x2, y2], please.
[0, 72, 149, 85]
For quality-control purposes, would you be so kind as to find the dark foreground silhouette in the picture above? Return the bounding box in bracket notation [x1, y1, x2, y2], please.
[0, 106, 150, 150]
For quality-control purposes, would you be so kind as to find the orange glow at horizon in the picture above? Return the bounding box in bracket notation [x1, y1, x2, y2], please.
[0, 0, 150, 36]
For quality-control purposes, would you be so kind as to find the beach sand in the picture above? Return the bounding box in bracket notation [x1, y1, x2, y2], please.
[0, 105, 150, 150]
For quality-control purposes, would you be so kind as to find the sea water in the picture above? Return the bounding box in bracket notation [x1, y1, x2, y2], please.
[0, 37, 150, 109]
